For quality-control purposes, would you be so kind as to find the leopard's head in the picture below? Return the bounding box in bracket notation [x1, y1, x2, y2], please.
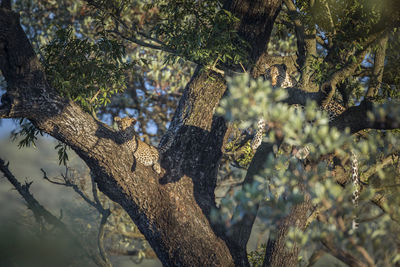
[115, 116, 137, 131]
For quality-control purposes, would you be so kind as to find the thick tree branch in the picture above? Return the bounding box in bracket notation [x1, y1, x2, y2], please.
[282, 0, 319, 91]
[330, 100, 400, 133]
[229, 141, 279, 251]
[366, 32, 389, 97]
[0, 7, 235, 266]
[321, 48, 369, 105]
[323, 0, 336, 35]
[155, 2, 284, 264]
[321, 237, 369, 267]
[273, 85, 400, 133]
[223, 0, 283, 66]
[0, 1, 289, 264]
[263, 194, 313, 267]
[321, 26, 390, 105]
[283, 0, 306, 67]
[361, 155, 398, 182]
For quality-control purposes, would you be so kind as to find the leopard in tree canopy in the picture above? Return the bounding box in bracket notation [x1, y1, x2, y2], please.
[261, 64, 359, 230]
[265, 63, 347, 121]
[115, 116, 161, 174]
[254, 64, 347, 158]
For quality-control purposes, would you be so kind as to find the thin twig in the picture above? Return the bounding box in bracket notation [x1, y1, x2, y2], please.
[361, 155, 398, 182]
[0, 158, 109, 267]
[41, 168, 97, 207]
[42, 167, 113, 265]
[322, 30, 386, 105]
[349, 238, 376, 267]
[98, 208, 112, 264]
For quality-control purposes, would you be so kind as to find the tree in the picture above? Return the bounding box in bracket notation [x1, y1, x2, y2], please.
[0, 0, 400, 266]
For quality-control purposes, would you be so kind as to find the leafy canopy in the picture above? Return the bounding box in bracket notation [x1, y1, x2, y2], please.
[42, 27, 130, 113]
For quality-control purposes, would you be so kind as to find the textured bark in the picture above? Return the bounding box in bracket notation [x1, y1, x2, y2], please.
[366, 32, 389, 97]
[330, 100, 400, 133]
[158, 67, 228, 216]
[2, 1, 398, 266]
[0, 1, 283, 265]
[0, 7, 234, 266]
[224, 0, 282, 63]
[230, 142, 282, 251]
[159, 2, 283, 264]
[263, 197, 313, 267]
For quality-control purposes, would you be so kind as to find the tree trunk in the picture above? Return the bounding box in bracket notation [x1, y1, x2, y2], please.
[2, 1, 399, 266]
[0, 1, 283, 265]
[0, 7, 234, 266]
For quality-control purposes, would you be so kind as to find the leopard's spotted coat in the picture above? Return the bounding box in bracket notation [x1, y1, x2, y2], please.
[255, 64, 359, 230]
[115, 116, 161, 174]
[253, 64, 347, 157]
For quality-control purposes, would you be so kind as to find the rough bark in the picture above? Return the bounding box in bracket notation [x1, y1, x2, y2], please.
[263, 197, 313, 267]
[0, 0, 284, 265]
[0, 7, 234, 266]
[158, 1, 283, 264]
[330, 100, 400, 133]
[229, 141, 282, 250]
[366, 32, 389, 98]
[223, 0, 282, 65]
[2, 1, 399, 266]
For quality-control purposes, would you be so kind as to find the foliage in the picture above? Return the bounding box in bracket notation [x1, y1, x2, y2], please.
[11, 119, 43, 148]
[150, 0, 248, 66]
[55, 142, 69, 166]
[216, 73, 400, 265]
[10, 120, 70, 166]
[247, 244, 266, 266]
[229, 140, 254, 168]
[382, 29, 400, 99]
[302, 0, 384, 40]
[14, 0, 195, 137]
[42, 27, 129, 113]
[5, 0, 196, 262]
[1, 0, 400, 266]
[267, 6, 297, 56]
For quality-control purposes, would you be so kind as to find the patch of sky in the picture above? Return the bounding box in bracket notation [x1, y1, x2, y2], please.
[0, 119, 17, 138]
[146, 120, 158, 136]
[361, 53, 374, 68]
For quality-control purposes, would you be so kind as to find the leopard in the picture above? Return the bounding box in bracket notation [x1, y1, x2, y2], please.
[253, 64, 347, 158]
[115, 116, 161, 174]
[251, 119, 266, 152]
[322, 100, 346, 121]
[264, 64, 297, 88]
[261, 64, 360, 230]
